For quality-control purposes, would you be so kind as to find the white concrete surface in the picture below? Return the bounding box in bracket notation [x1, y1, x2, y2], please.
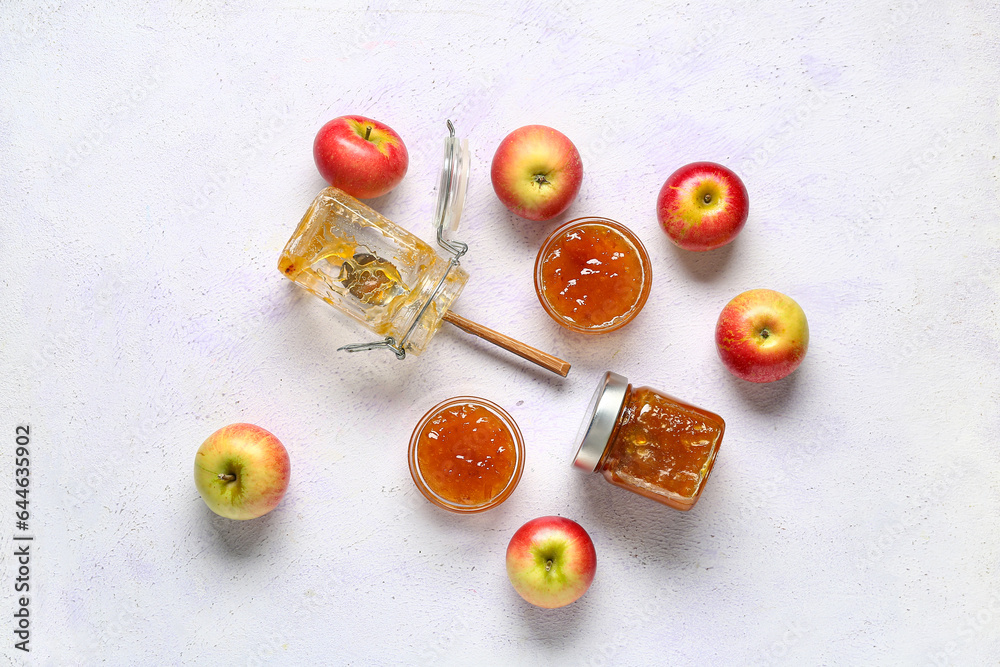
[1, 1, 999, 664]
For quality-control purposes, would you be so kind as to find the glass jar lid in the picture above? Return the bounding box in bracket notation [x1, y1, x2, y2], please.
[573, 371, 629, 471]
[433, 120, 470, 238]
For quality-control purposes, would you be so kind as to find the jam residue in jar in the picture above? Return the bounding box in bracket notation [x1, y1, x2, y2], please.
[534, 217, 652, 334]
[574, 372, 724, 511]
[409, 397, 524, 513]
[277, 186, 469, 355]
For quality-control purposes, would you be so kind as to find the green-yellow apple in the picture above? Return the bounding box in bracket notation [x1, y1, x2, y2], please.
[490, 125, 583, 221]
[194, 423, 291, 520]
[313, 115, 408, 199]
[657, 161, 748, 251]
[715, 289, 809, 383]
[506, 516, 596, 608]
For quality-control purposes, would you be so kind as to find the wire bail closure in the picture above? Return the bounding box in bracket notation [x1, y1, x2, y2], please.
[338, 120, 469, 359]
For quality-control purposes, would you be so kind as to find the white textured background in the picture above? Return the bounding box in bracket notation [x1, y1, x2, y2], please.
[2, 1, 999, 665]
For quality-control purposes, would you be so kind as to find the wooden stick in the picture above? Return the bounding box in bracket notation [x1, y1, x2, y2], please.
[443, 310, 571, 377]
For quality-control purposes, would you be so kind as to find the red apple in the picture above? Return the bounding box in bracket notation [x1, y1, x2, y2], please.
[505, 516, 596, 608]
[193, 423, 291, 520]
[490, 125, 583, 221]
[657, 161, 749, 251]
[313, 115, 408, 199]
[715, 289, 809, 383]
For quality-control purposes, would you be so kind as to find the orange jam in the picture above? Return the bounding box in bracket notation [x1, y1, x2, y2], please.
[603, 386, 724, 510]
[535, 217, 651, 334]
[409, 397, 524, 513]
[574, 372, 725, 511]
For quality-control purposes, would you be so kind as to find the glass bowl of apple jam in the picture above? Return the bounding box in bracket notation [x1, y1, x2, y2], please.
[534, 217, 652, 334]
[573, 372, 725, 510]
[409, 396, 524, 513]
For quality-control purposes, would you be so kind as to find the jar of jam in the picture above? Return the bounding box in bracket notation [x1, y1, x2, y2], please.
[534, 217, 652, 334]
[573, 372, 725, 510]
[409, 396, 525, 513]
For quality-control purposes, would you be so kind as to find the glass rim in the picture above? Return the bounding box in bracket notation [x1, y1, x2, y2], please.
[408, 396, 525, 514]
[533, 216, 652, 335]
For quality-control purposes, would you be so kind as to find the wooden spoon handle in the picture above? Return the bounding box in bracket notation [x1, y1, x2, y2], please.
[443, 310, 571, 377]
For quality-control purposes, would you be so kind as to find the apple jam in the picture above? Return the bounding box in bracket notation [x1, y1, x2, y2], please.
[574, 372, 724, 511]
[534, 217, 651, 334]
[409, 397, 524, 513]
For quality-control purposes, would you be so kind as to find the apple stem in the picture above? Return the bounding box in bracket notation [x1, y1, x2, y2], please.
[218, 473, 237, 482]
[703, 193, 712, 204]
[364, 126, 372, 141]
[545, 559, 553, 572]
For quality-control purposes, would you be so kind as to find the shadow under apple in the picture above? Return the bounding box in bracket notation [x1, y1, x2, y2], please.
[196, 501, 283, 558]
[508, 572, 593, 644]
[729, 367, 801, 415]
[669, 236, 737, 282]
[498, 202, 559, 253]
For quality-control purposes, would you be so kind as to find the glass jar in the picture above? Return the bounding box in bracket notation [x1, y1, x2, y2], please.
[278, 121, 473, 357]
[278, 187, 468, 355]
[409, 396, 525, 513]
[573, 372, 725, 510]
[534, 217, 652, 334]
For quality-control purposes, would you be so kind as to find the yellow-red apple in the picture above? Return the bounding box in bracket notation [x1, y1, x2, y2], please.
[657, 161, 748, 251]
[193, 423, 291, 520]
[506, 516, 596, 608]
[715, 289, 809, 383]
[490, 125, 583, 222]
[313, 115, 408, 199]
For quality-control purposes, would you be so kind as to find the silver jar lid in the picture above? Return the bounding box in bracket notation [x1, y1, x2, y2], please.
[572, 371, 629, 472]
